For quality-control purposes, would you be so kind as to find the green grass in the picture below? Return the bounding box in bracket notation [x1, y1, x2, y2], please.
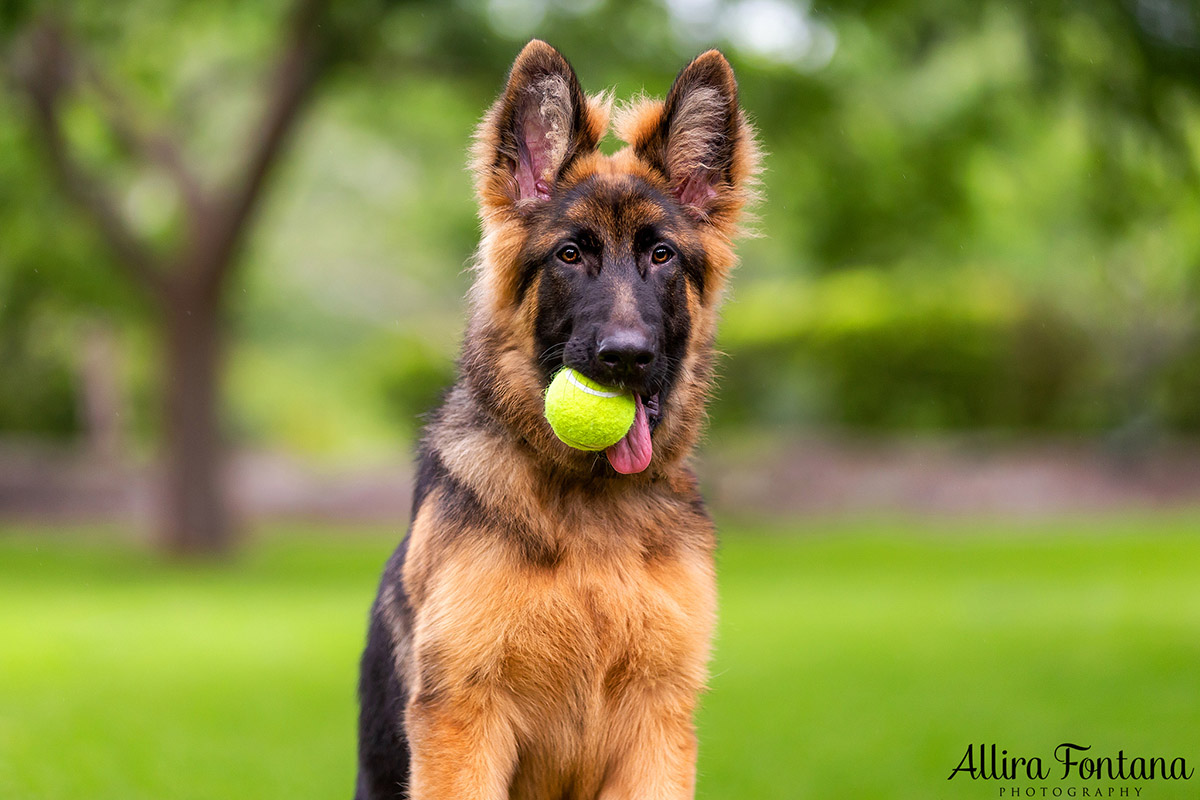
[1, 516, 1198, 799]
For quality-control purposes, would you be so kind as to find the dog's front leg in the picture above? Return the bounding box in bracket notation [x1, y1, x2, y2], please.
[599, 692, 699, 800]
[405, 692, 516, 800]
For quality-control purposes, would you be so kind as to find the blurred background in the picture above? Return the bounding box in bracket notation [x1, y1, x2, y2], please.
[1, 1, 1198, 798]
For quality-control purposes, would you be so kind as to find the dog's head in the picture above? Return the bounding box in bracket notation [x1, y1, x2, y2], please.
[462, 40, 760, 478]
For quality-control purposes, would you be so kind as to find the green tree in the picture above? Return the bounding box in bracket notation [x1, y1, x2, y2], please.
[7, 0, 379, 554]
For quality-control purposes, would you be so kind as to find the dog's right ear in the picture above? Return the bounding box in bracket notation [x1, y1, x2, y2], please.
[620, 50, 760, 229]
[473, 40, 608, 214]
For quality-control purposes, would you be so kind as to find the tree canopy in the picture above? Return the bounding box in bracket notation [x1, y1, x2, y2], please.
[4, 0, 1200, 459]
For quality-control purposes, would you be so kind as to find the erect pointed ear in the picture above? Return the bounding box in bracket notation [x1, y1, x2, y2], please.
[473, 40, 608, 212]
[625, 50, 760, 226]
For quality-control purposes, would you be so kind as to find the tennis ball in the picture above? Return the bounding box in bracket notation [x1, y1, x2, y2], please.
[544, 367, 636, 451]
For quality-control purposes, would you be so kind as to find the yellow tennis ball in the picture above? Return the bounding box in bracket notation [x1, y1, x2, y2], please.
[544, 367, 636, 451]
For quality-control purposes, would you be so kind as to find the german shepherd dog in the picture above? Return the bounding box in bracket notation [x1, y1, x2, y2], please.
[355, 40, 760, 800]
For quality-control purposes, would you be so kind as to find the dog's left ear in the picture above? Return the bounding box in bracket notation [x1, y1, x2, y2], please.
[474, 40, 608, 213]
[625, 50, 760, 227]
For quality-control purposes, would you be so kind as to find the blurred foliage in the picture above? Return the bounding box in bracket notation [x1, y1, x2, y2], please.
[0, 279, 78, 437]
[3, 0, 1200, 457]
[715, 269, 1100, 431]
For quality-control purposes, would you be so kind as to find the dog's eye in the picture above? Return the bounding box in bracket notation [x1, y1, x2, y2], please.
[651, 245, 674, 265]
[557, 245, 581, 264]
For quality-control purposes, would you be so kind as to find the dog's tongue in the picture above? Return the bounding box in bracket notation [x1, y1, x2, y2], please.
[606, 394, 652, 474]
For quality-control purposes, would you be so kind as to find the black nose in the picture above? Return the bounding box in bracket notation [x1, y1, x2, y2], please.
[596, 328, 655, 377]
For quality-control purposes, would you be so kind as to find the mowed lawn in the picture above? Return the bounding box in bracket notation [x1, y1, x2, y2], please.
[1, 516, 1198, 800]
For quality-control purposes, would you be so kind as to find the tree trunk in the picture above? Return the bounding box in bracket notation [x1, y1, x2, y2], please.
[160, 292, 233, 556]
[20, 6, 332, 557]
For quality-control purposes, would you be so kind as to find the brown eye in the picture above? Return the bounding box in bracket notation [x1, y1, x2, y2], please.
[557, 245, 581, 264]
[651, 245, 674, 264]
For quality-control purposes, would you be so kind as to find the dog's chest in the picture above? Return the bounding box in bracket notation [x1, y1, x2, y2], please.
[412, 531, 716, 706]
[506, 548, 713, 692]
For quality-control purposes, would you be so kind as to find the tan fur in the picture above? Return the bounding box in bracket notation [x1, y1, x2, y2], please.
[401, 494, 716, 800]
[368, 40, 761, 800]
[615, 58, 763, 248]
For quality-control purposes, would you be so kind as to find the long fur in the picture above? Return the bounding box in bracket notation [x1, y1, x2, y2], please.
[356, 40, 760, 800]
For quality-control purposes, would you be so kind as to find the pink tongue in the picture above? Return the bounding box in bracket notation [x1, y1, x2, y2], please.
[606, 394, 653, 474]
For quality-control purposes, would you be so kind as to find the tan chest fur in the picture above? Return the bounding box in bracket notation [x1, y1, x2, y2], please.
[400, 492, 716, 791]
